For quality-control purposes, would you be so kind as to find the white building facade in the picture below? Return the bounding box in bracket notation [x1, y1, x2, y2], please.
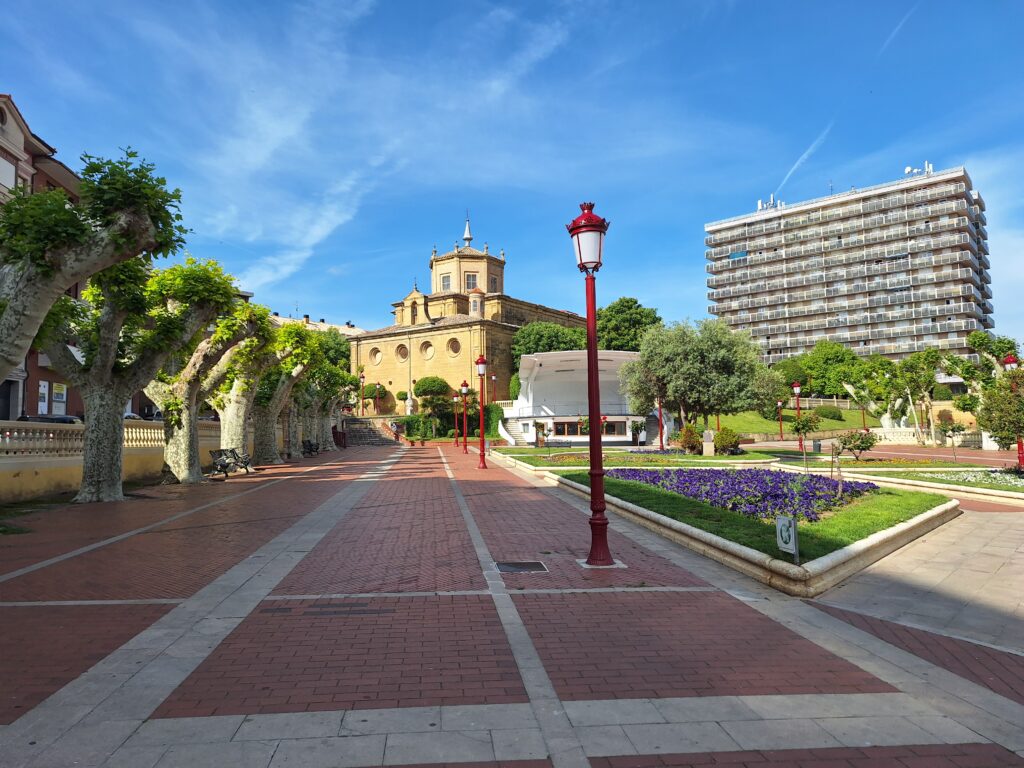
[705, 166, 993, 363]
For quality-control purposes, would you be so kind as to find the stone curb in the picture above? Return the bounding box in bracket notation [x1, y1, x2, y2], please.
[551, 473, 961, 598]
[841, 471, 1024, 504]
[492, 452, 776, 476]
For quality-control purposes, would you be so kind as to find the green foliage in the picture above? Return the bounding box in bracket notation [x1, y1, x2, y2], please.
[395, 391, 408, 402]
[953, 393, 980, 414]
[508, 372, 521, 400]
[836, 430, 880, 460]
[813, 405, 844, 421]
[772, 356, 808, 389]
[752, 364, 788, 420]
[802, 340, 859, 396]
[630, 420, 644, 435]
[362, 382, 388, 401]
[484, 403, 503, 437]
[932, 384, 954, 401]
[596, 297, 661, 351]
[0, 188, 89, 275]
[938, 421, 966, 439]
[414, 376, 450, 397]
[673, 424, 703, 454]
[713, 427, 740, 455]
[791, 413, 821, 436]
[976, 371, 1024, 450]
[511, 322, 586, 371]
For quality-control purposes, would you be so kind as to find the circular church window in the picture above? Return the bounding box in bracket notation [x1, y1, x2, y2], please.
[369, 347, 382, 365]
[395, 344, 409, 362]
[420, 341, 435, 360]
[447, 338, 461, 357]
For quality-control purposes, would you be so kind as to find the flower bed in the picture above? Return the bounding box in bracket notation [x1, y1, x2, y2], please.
[872, 469, 1024, 493]
[606, 468, 877, 522]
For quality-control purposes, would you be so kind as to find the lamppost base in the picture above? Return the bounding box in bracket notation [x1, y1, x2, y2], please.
[576, 558, 627, 569]
[477, 456, 488, 469]
[584, 515, 614, 566]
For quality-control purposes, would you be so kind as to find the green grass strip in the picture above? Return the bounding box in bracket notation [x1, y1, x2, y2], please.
[865, 470, 1024, 493]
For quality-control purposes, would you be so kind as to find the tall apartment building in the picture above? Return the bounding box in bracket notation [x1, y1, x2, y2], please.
[705, 166, 993, 363]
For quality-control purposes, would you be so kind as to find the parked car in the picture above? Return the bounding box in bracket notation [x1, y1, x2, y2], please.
[124, 413, 143, 420]
[19, 415, 83, 424]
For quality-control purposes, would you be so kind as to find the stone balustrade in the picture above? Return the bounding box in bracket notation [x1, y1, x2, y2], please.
[0, 420, 222, 457]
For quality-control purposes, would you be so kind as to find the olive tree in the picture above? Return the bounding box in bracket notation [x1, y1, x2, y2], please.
[0, 151, 185, 382]
[41, 258, 236, 502]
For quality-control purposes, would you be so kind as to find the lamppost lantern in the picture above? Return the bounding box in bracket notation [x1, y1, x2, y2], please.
[776, 400, 783, 408]
[1005, 354, 1020, 371]
[792, 382, 801, 395]
[792, 383, 803, 452]
[566, 201, 614, 567]
[476, 355, 487, 377]
[460, 380, 469, 454]
[474, 359, 488, 469]
[566, 202, 610, 273]
[359, 373, 366, 417]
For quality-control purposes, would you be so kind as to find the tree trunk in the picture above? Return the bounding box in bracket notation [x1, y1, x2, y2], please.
[288, 407, 301, 458]
[252, 405, 282, 464]
[78, 385, 132, 503]
[161, 408, 205, 484]
[216, 385, 253, 452]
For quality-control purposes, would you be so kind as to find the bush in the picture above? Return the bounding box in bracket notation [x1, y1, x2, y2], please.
[932, 384, 953, 401]
[713, 427, 741, 455]
[414, 376, 450, 398]
[396, 414, 425, 437]
[484, 403, 503, 437]
[671, 424, 703, 454]
[813, 405, 844, 421]
[759, 403, 781, 420]
[836, 430, 879, 460]
[508, 373, 521, 401]
[446, 428, 455, 438]
[937, 409, 954, 425]
[395, 390, 408, 403]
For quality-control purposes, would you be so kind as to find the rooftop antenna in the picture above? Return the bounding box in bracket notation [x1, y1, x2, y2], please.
[829, 179, 833, 194]
[463, 210, 473, 247]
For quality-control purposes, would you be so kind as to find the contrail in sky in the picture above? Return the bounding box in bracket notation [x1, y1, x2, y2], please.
[878, 2, 920, 57]
[775, 120, 834, 196]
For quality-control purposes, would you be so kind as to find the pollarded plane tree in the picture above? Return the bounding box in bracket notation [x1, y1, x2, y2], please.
[145, 302, 272, 484]
[41, 258, 236, 502]
[0, 151, 185, 383]
[291, 330, 354, 453]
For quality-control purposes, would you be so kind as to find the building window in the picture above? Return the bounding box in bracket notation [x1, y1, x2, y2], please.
[420, 341, 434, 360]
[465, 273, 477, 290]
[441, 274, 451, 291]
[410, 303, 418, 323]
[489, 276, 497, 292]
[471, 300, 478, 313]
[447, 338, 461, 357]
[395, 344, 409, 362]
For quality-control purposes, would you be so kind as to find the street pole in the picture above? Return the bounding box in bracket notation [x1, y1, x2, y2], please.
[476, 356, 488, 469]
[1004, 355, 1023, 470]
[453, 395, 460, 448]
[491, 374, 497, 404]
[658, 397, 664, 450]
[461, 381, 469, 454]
[777, 400, 784, 441]
[793, 383, 803, 452]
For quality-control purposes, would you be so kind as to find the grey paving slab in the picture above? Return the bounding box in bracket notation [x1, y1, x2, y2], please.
[562, 699, 665, 727]
[101, 745, 167, 768]
[441, 703, 537, 731]
[575, 726, 637, 757]
[382, 730, 493, 765]
[124, 715, 244, 747]
[653, 696, 760, 723]
[622, 722, 739, 754]
[721, 718, 842, 750]
[815, 715, 942, 747]
[340, 706, 440, 735]
[234, 712, 344, 741]
[492, 728, 548, 759]
[907, 715, 989, 744]
[153, 740, 278, 768]
[27, 719, 140, 768]
[738, 692, 938, 719]
[268, 736, 386, 768]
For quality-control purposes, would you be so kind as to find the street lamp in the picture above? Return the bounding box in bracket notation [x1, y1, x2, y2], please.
[476, 355, 488, 469]
[657, 397, 664, 450]
[1004, 353, 1023, 470]
[460, 380, 469, 454]
[491, 373, 497, 404]
[792, 382, 803, 452]
[375, 382, 382, 415]
[776, 400, 784, 440]
[453, 395, 460, 448]
[359, 373, 365, 417]
[567, 201, 614, 566]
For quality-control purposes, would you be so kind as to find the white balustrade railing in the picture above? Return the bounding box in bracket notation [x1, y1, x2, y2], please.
[1, 419, 217, 458]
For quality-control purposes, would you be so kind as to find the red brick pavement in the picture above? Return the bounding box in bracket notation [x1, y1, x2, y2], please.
[514, 592, 893, 701]
[0, 455, 381, 601]
[400, 763, 550, 768]
[275, 450, 486, 594]
[589, 743, 1024, 767]
[153, 595, 527, 717]
[445, 449, 708, 589]
[0, 603, 172, 724]
[814, 603, 1024, 706]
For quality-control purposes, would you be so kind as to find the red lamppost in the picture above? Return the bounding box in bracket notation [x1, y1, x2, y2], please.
[792, 382, 803, 451]
[1004, 354, 1023, 470]
[491, 373, 497, 404]
[460, 380, 469, 454]
[374, 382, 381, 415]
[359, 373, 365, 416]
[567, 201, 614, 566]
[776, 400, 784, 440]
[657, 397, 664, 450]
[861, 402, 868, 432]
[476, 356, 488, 469]
[453, 395, 460, 448]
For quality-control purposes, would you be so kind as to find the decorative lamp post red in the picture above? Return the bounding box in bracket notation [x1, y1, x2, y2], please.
[657, 398, 664, 450]
[567, 201, 614, 566]
[1004, 354, 1023, 470]
[359, 373, 366, 416]
[453, 395, 460, 447]
[460, 381, 470, 454]
[475, 355, 488, 469]
[776, 400, 784, 440]
[491, 373, 497, 404]
[792, 382, 803, 451]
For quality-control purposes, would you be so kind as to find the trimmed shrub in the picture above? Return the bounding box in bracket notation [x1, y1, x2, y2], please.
[414, 376, 450, 397]
[813, 405, 844, 421]
[395, 390, 408, 403]
[674, 424, 702, 454]
[836, 430, 879, 460]
[508, 373, 521, 401]
[713, 427, 741, 455]
[446, 429, 455, 438]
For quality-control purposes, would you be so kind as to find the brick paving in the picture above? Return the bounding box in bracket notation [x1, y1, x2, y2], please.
[515, 591, 894, 701]
[0, 603, 171, 724]
[153, 595, 527, 716]
[814, 603, 1024, 706]
[275, 449, 486, 594]
[588, 743, 1024, 767]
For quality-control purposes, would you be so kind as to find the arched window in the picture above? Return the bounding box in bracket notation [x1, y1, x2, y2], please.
[411, 302, 418, 323]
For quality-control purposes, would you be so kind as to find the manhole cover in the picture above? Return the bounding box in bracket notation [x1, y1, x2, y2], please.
[495, 561, 548, 573]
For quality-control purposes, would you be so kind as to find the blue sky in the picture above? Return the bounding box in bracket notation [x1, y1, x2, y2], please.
[7, 0, 1024, 339]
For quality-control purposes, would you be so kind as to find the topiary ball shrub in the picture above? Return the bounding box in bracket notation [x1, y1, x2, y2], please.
[813, 405, 844, 421]
[713, 426, 741, 455]
[680, 424, 703, 454]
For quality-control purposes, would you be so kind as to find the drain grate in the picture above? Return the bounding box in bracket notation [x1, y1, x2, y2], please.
[495, 561, 548, 574]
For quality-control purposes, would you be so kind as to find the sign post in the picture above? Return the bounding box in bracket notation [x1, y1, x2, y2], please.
[775, 514, 800, 566]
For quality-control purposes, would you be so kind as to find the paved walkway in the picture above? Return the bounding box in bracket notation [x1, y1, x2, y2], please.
[0, 446, 1022, 767]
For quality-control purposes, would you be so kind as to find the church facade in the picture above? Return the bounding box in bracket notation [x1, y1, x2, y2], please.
[350, 221, 585, 413]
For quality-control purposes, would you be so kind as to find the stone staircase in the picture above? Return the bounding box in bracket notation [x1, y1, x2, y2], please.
[502, 419, 529, 447]
[342, 418, 399, 446]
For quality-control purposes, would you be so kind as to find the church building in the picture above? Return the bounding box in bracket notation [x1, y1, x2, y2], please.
[350, 220, 585, 412]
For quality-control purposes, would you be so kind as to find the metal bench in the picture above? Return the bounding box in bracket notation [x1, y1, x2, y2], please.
[228, 448, 253, 473]
[301, 440, 320, 457]
[209, 449, 237, 478]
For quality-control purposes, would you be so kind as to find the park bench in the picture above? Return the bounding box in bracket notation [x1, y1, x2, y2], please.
[209, 449, 238, 478]
[228, 448, 254, 473]
[301, 440, 320, 457]
[540, 440, 572, 449]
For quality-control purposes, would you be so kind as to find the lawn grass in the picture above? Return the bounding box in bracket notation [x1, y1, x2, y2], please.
[494, 446, 631, 456]
[509, 451, 777, 467]
[561, 470, 947, 562]
[863, 470, 1024, 493]
[720, 408, 881, 436]
[778, 457, 988, 469]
